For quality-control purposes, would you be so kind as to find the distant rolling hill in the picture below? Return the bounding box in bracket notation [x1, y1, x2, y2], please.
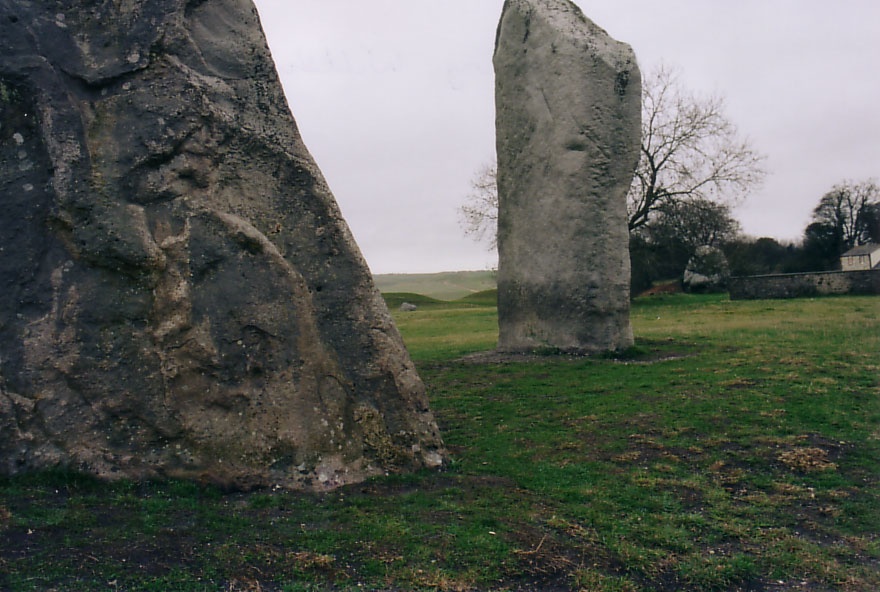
[373, 270, 496, 301]
[382, 289, 497, 310]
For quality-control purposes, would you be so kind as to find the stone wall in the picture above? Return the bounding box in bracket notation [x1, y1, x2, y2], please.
[729, 270, 880, 300]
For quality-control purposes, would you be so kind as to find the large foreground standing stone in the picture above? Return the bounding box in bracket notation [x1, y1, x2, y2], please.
[494, 0, 641, 353]
[0, 0, 444, 490]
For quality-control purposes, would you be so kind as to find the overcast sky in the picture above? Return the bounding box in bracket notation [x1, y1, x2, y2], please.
[252, 0, 880, 274]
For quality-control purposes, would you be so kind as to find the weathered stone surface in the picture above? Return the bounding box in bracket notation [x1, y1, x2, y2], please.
[0, 0, 444, 490]
[494, 0, 640, 353]
[683, 246, 730, 293]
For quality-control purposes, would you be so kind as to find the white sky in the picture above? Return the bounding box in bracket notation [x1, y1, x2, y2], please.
[253, 0, 880, 274]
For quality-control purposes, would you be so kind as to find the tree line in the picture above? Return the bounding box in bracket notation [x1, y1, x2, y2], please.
[459, 65, 879, 294]
[629, 177, 880, 293]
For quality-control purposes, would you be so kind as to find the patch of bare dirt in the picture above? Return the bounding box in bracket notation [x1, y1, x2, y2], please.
[457, 343, 692, 366]
[637, 282, 682, 297]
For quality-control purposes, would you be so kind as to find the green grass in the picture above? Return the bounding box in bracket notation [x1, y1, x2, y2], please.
[1, 293, 878, 591]
[382, 291, 499, 361]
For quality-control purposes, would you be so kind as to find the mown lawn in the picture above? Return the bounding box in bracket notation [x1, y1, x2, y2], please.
[1, 293, 878, 591]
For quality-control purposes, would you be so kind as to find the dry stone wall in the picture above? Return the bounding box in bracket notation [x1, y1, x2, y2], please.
[729, 271, 880, 300]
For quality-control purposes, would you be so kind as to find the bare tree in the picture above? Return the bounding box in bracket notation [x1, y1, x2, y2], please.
[643, 198, 741, 252]
[628, 65, 766, 231]
[810, 179, 880, 248]
[458, 64, 766, 243]
[458, 162, 498, 249]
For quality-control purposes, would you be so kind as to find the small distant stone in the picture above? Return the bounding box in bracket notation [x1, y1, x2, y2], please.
[400, 302, 418, 312]
[13, 132, 24, 145]
[683, 245, 730, 293]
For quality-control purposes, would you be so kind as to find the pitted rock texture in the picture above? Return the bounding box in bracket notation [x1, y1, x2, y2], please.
[0, 0, 444, 490]
[494, 0, 641, 353]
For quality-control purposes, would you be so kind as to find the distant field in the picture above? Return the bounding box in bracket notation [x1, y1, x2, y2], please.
[374, 269, 496, 300]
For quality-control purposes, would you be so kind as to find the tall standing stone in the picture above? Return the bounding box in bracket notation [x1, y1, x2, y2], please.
[0, 0, 444, 490]
[494, 0, 641, 353]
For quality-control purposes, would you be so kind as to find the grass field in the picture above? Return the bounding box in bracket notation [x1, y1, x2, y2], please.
[374, 270, 496, 301]
[1, 292, 878, 591]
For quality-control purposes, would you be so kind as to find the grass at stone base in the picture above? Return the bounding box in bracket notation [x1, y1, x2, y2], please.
[1, 293, 878, 591]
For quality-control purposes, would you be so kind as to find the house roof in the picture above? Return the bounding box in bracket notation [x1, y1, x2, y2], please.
[841, 244, 880, 257]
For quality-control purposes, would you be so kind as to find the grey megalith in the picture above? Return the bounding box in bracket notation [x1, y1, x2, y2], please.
[494, 0, 641, 353]
[0, 0, 445, 490]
